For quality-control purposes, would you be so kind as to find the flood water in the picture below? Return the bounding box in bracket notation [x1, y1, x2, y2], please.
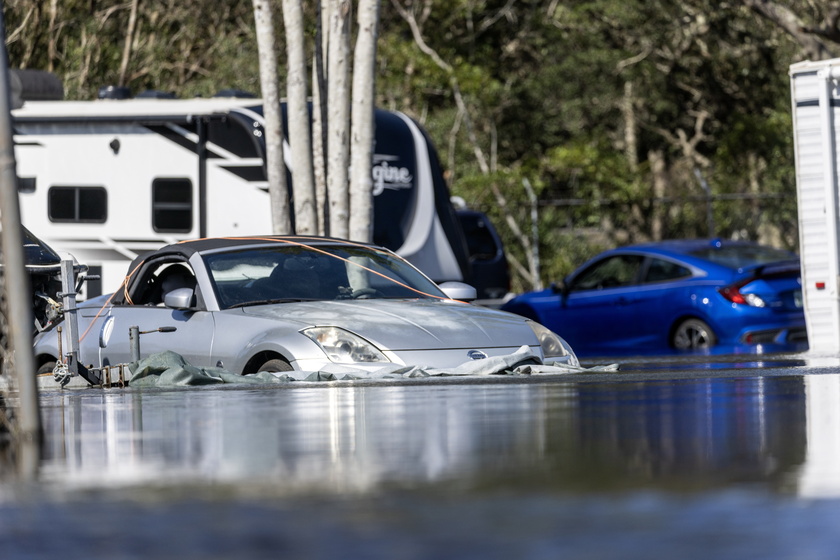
[5, 353, 840, 559]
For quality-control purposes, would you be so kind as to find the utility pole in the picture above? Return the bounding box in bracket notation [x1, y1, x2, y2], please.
[0, 7, 41, 476]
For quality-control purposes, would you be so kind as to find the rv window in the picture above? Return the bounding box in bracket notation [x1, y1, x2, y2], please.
[17, 177, 36, 194]
[48, 186, 107, 223]
[152, 178, 193, 233]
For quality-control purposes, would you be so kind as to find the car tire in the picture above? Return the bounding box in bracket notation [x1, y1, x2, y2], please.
[256, 358, 293, 373]
[37, 361, 56, 375]
[672, 318, 716, 350]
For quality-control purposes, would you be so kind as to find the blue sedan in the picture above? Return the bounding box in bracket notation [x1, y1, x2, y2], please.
[501, 239, 807, 356]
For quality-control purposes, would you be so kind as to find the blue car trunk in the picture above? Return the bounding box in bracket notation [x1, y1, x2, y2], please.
[737, 263, 802, 313]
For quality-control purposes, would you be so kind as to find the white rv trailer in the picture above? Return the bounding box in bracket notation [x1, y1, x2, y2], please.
[11, 95, 471, 298]
[790, 57, 840, 353]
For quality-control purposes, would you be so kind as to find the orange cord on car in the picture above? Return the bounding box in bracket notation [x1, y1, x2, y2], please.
[77, 259, 144, 343]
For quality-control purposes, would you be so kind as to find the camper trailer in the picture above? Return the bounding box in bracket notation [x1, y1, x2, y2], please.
[11, 90, 471, 298]
[790, 58, 840, 353]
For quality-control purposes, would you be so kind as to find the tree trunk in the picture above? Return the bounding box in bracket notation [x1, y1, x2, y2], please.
[349, 0, 380, 243]
[119, 0, 140, 86]
[326, 0, 352, 239]
[282, 0, 317, 235]
[623, 80, 638, 171]
[312, 0, 330, 235]
[252, 0, 291, 234]
[47, 0, 58, 72]
[649, 149, 667, 241]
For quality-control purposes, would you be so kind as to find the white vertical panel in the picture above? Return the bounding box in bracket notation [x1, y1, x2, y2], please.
[791, 60, 840, 353]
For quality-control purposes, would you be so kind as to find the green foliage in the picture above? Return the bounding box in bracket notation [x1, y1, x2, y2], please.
[1, 0, 823, 288]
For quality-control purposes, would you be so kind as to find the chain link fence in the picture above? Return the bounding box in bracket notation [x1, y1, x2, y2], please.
[481, 192, 800, 293]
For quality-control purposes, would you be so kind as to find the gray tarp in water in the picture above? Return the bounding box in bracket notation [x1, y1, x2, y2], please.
[128, 346, 619, 387]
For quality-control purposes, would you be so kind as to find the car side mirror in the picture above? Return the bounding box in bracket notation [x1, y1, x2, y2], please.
[551, 280, 570, 296]
[438, 281, 477, 301]
[163, 287, 196, 310]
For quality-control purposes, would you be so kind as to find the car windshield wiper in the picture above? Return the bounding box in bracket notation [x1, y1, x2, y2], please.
[228, 298, 315, 309]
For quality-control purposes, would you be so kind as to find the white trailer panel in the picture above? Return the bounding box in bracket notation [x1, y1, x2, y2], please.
[790, 59, 840, 352]
[12, 98, 472, 298]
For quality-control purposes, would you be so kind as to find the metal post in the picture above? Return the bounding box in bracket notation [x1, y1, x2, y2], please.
[129, 325, 140, 363]
[58, 258, 81, 373]
[0, 7, 41, 456]
[129, 325, 176, 364]
[53, 260, 100, 386]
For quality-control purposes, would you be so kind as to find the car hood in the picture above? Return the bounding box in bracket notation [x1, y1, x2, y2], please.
[237, 299, 536, 350]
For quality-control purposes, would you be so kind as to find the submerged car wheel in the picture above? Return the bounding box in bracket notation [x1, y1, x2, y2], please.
[36, 360, 56, 375]
[257, 358, 293, 373]
[672, 318, 716, 350]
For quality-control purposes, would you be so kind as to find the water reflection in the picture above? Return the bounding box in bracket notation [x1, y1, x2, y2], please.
[572, 378, 806, 492]
[35, 373, 840, 498]
[798, 375, 840, 497]
[40, 384, 564, 491]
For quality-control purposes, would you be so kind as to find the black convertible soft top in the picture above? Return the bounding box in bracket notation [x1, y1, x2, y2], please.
[124, 235, 382, 275]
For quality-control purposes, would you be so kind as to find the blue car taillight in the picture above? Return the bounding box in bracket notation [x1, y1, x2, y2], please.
[718, 279, 767, 307]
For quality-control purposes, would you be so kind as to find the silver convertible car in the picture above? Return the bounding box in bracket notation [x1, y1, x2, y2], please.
[33, 236, 578, 375]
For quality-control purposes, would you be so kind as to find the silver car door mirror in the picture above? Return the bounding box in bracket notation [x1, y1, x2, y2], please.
[163, 287, 195, 309]
[438, 281, 477, 301]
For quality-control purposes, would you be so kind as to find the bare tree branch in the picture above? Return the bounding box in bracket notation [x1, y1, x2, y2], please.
[649, 109, 712, 169]
[742, 0, 834, 59]
[477, 0, 516, 34]
[801, 5, 840, 45]
[391, 0, 542, 286]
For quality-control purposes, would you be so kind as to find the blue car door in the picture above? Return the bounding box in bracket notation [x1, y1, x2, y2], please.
[627, 257, 696, 348]
[547, 254, 645, 353]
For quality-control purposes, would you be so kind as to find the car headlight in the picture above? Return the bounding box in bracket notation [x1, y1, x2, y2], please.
[301, 326, 390, 364]
[526, 320, 580, 367]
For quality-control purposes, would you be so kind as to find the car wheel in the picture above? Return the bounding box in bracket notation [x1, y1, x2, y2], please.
[37, 361, 56, 375]
[672, 318, 717, 350]
[257, 358, 293, 373]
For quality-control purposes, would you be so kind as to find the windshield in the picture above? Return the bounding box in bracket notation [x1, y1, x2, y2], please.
[203, 243, 447, 309]
[689, 244, 797, 269]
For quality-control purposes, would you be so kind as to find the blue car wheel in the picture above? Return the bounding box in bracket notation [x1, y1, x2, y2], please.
[672, 318, 716, 350]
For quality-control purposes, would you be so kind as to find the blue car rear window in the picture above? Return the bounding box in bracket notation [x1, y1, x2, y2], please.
[689, 245, 796, 268]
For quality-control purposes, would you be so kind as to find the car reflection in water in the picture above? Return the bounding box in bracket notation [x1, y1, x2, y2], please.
[37, 373, 819, 495]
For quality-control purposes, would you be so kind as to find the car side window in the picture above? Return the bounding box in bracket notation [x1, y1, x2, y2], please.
[570, 255, 643, 291]
[131, 262, 198, 306]
[643, 258, 691, 284]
